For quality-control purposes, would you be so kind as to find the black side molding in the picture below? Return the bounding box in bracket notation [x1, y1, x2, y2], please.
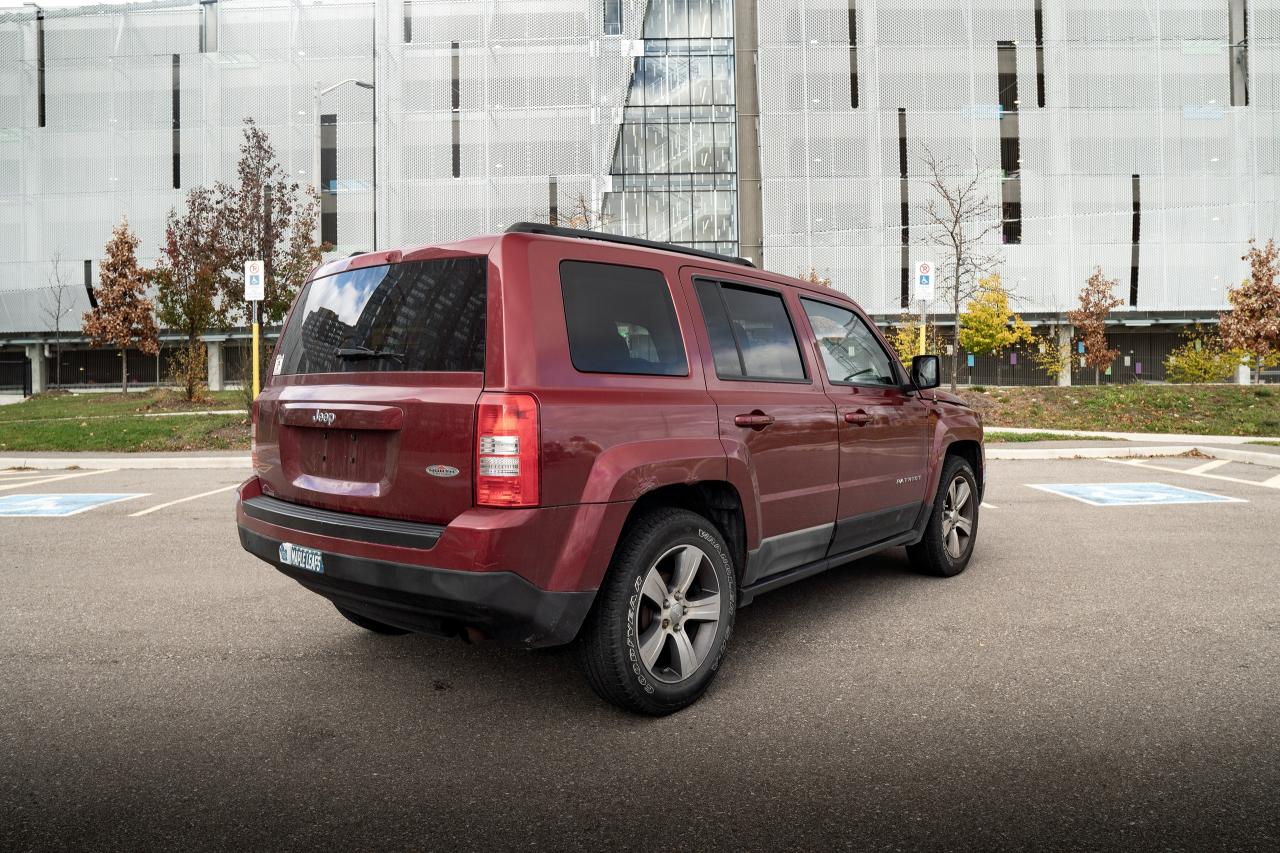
[242, 495, 445, 550]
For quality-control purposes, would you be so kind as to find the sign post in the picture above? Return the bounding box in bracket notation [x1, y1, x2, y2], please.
[244, 260, 265, 398]
[913, 260, 936, 356]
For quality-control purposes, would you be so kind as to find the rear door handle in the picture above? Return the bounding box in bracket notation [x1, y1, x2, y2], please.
[844, 410, 872, 426]
[734, 412, 775, 430]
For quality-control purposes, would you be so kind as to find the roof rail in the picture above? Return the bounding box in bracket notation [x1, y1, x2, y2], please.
[504, 222, 755, 268]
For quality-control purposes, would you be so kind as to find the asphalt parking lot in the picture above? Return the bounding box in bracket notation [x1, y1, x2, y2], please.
[2, 458, 1278, 851]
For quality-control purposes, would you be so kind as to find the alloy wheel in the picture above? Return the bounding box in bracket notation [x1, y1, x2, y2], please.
[941, 475, 975, 560]
[633, 544, 722, 684]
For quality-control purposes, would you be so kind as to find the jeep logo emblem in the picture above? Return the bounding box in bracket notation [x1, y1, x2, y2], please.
[426, 465, 460, 478]
[312, 410, 336, 426]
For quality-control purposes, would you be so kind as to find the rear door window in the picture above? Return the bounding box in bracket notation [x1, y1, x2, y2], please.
[560, 261, 688, 376]
[275, 257, 486, 375]
[694, 279, 807, 382]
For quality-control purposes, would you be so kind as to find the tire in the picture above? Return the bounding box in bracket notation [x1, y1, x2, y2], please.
[578, 508, 737, 716]
[907, 456, 980, 578]
[334, 604, 411, 635]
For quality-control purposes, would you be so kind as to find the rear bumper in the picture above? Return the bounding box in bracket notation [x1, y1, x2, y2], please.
[234, 477, 610, 648]
[238, 524, 594, 647]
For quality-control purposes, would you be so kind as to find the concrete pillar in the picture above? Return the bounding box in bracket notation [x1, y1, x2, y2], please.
[1237, 361, 1252, 385]
[25, 343, 48, 394]
[1056, 325, 1073, 387]
[207, 340, 224, 392]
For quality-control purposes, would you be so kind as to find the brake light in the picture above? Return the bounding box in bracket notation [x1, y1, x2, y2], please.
[475, 393, 540, 507]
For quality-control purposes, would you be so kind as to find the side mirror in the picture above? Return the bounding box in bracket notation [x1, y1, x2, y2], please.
[911, 355, 941, 390]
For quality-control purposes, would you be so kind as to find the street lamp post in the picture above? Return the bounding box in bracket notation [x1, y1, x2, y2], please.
[313, 78, 376, 249]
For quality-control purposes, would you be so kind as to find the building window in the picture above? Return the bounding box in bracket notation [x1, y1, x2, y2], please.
[1130, 174, 1141, 306]
[35, 9, 45, 128]
[602, 1, 739, 256]
[84, 260, 96, 308]
[1229, 0, 1248, 107]
[320, 114, 337, 246]
[199, 1, 218, 54]
[1034, 0, 1046, 108]
[403, 0, 413, 44]
[548, 177, 558, 225]
[604, 0, 622, 36]
[848, 2, 859, 109]
[451, 42, 461, 179]
[171, 54, 180, 189]
[998, 41, 1022, 244]
[898, 108, 909, 308]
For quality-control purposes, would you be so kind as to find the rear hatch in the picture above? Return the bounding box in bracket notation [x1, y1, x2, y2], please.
[255, 255, 488, 525]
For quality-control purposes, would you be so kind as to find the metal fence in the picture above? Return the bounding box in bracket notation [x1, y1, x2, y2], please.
[932, 330, 1190, 387]
[42, 346, 181, 388]
[0, 355, 32, 395]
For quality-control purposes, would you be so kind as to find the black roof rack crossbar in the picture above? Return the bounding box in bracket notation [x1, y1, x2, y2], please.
[505, 222, 755, 268]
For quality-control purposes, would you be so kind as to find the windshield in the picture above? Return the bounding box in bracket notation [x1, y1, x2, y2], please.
[274, 256, 487, 375]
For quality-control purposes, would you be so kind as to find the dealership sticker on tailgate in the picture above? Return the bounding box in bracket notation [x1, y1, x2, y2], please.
[278, 543, 324, 574]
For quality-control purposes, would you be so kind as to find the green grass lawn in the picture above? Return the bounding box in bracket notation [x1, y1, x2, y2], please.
[961, 385, 1280, 437]
[983, 431, 1120, 443]
[0, 389, 249, 452]
[0, 388, 243, 423]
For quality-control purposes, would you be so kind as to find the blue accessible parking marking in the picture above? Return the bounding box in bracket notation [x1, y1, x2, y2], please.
[0, 493, 147, 517]
[1028, 482, 1246, 507]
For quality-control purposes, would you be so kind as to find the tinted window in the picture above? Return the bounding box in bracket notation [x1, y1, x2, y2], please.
[693, 279, 744, 377]
[275, 257, 486, 375]
[560, 261, 688, 376]
[802, 298, 899, 386]
[695, 281, 806, 381]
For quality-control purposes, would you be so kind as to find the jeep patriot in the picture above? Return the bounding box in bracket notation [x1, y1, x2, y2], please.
[236, 223, 984, 714]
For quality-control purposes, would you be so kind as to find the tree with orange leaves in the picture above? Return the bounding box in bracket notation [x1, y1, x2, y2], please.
[83, 217, 159, 392]
[1068, 267, 1123, 385]
[1219, 239, 1280, 384]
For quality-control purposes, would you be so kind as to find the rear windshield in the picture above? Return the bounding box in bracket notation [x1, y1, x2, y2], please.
[274, 257, 486, 375]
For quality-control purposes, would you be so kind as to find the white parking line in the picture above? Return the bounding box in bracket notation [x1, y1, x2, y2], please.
[980, 502, 999, 509]
[0, 469, 115, 492]
[1185, 458, 1232, 475]
[129, 483, 240, 517]
[1102, 458, 1280, 491]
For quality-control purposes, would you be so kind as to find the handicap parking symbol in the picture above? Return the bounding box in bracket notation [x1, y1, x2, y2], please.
[0, 493, 146, 517]
[1027, 482, 1245, 507]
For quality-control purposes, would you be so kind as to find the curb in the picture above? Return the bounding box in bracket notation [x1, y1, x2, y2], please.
[986, 426, 1280, 445]
[1, 456, 250, 470]
[987, 445, 1280, 469]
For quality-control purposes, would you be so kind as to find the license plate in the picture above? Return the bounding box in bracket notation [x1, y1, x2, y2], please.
[278, 542, 324, 574]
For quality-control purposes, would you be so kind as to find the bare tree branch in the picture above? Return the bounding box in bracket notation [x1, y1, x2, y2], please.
[915, 148, 1004, 390]
[41, 253, 73, 388]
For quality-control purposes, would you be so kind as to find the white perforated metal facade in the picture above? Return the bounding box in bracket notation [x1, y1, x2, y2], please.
[757, 0, 1280, 315]
[0, 0, 1276, 335]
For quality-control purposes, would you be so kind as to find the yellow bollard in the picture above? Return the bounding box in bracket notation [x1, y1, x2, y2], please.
[251, 304, 261, 398]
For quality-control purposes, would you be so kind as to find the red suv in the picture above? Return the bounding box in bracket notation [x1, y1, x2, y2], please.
[236, 223, 984, 714]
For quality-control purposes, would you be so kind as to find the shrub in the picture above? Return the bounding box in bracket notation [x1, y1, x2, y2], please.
[1164, 329, 1239, 384]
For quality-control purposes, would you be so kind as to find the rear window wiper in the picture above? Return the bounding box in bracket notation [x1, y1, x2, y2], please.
[335, 345, 404, 363]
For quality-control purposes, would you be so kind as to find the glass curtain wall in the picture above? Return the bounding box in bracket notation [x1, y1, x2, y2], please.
[602, 0, 739, 256]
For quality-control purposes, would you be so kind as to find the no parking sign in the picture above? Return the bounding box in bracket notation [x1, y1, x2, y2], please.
[914, 260, 935, 303]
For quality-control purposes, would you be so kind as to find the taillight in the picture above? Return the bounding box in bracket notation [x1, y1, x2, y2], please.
[250, 400, 259, 470]
[475, 392, 540, 507]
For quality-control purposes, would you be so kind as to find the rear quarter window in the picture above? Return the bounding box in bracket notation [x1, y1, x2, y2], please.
[559, 261, 688, 376]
